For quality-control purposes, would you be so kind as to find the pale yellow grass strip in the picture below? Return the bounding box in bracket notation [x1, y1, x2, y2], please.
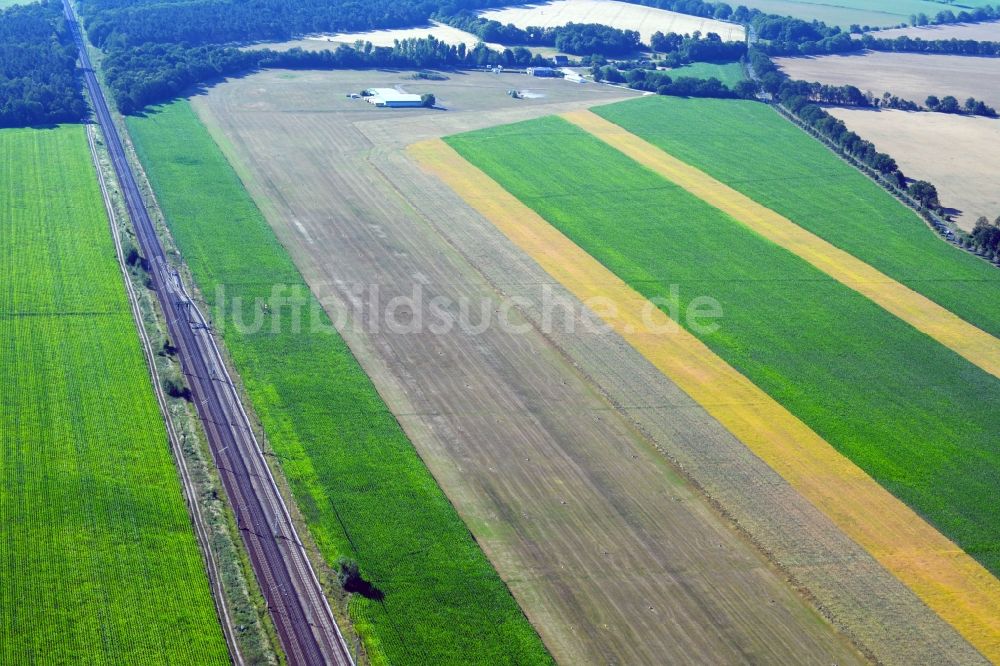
[562, 109, 1000, 382]
[408, 137, 1000, 661]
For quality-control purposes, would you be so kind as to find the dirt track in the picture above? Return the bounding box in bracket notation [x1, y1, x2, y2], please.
[191, 69, 984, 664]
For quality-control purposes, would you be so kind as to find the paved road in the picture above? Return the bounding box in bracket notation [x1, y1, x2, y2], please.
[63, 3, 354, 664]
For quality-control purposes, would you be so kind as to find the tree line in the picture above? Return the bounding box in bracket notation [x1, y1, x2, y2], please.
[749, 46, 994, 253]
[970, 217, 1000, 262]
[80, 0, 525, 48]
[443, 15, 641, 56]
[0, 0, 86, 128]
[925, 94, 998, 118]
[649, 30, 745, 65]
[104, 37, 556, 114]
[905, 4, 1000, 29]
[750, 50, 907, 189]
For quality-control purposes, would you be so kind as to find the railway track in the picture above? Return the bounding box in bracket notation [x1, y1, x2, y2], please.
[63, 3, 354, 664]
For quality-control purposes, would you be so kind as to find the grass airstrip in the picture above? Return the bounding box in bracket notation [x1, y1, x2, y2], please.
[0, 125, 229, 663]
[126, 101, 551, 666]
[431, 107, 1000, 658]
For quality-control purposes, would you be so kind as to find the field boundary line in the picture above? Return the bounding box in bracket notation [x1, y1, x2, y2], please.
[408, 137, 1000, 663]
[84, 122, 246, 666]
[561, 109, 1000, 382]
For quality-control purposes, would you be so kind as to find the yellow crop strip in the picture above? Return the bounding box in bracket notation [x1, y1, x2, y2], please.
[408, 137, 1000, 661]
[561, 109, 1000, 382]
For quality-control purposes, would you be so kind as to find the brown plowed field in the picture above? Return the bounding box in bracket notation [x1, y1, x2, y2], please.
[191, 69, 983, 664]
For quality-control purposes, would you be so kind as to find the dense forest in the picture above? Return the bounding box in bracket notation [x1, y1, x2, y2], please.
[0, 1, 86, 128]
[80, 0, 527, 48]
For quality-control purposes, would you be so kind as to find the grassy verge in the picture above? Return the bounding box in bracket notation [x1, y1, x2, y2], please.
[126, 100, 552, 666]
[0, 125, 229, 663]
[446, 115, 1000, 576]
[591, 96, 1000, 338]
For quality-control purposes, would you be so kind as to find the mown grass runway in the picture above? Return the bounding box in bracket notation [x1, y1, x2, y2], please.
[127, 101, 552, 666]
[592, 96, 1000, 339]
[445, 116, 1000, 581]
[0, 125, 229, 663]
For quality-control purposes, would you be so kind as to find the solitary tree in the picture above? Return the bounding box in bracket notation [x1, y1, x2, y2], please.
[421, 93, 436, 108]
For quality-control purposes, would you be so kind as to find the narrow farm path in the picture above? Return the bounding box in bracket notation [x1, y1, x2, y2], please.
[561, 109, 1000, 383]
[409, 137, 1000, 664]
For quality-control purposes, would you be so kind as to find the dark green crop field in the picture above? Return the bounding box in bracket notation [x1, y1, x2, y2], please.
[126, 101, 551, 666]
[592, 96, 1000, 339]
[0, 125, 229, 663]
[446, 115, 1000, 576]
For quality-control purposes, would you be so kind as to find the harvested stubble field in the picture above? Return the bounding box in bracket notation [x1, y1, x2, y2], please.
[179, 68, 991, 664]
[182, 69, 875, 664]
[126, 100, 551, 666]
[593, 96, 1000, 339]
[479, 0, 745, 44]
[828, 107, 1000, 230]
[0, 126, 229, 663]
[776, 50, 1000, 111]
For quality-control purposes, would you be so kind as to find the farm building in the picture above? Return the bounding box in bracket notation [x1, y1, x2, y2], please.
[527, 67, 559, 77]
[365, 88, 424, 107]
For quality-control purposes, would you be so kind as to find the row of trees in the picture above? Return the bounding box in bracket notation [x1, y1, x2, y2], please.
[970, 217, 1000, 260]
[443, 15, 642, 56]
[925, 94, 998, 118]
[863, 34, 1000, 56]
[0, 1, 86, 128]
[908, 5, 1000, 29]
[103, 37, 557, 113]
[750, 50, 909, 191]
[649, 30, 745, 65]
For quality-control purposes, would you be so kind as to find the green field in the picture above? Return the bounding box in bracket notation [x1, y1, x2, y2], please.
[0, 126, 229, 663]
[126, 101, 551, 666]
[446, 115, 1000, 576]
[669, 61, 745, 86]
[737, 0, 962, 27]
[593, 96, 1000, 339]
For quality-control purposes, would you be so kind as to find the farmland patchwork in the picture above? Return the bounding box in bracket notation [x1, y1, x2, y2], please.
[126, 100, 552, 666]
[591, 96, 1000, 339]
[437, 112, 1000, 659]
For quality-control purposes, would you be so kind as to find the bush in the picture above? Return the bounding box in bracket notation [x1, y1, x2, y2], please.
[163, 376, 191, 401]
